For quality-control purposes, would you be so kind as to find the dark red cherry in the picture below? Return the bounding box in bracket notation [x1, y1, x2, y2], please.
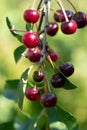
[73, 11, 87, 28]
[51, 73, 65, 88]
[33, 70, 44, 82]
[61, 20, 77, 34]
[23, 9, 40, 23]
[27, 47, 41, 62]
[40, 93, 57, 107]
[25, 88, 41, 101]
[54, 9, 73, 22]
[47, 50, 59, 62]
[22, 32, 39, 48]
[59, 62, 74, 77]
[47, 22, 59, 36]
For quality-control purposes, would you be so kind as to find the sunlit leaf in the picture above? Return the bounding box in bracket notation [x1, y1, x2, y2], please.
[3, 79, 19, 101]
[55, 105, 78, 130]
[50, 121, 68, 130]
[14, 45, 26, 63]
[6, 17, 22, 42]
[18, 66, 33, 110]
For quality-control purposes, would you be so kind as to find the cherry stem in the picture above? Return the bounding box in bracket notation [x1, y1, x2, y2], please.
[37, 10, 45, 32]
[66, 0, 77, 13]
[32, 0, 36, 9]
[45, 109, 51, 130]
[10, 29, 27, 33]
[57, 0, 69, 22]
[37, 0, 43, 10]
[39, 0, 49, 64]
[47, 55, 58, 73]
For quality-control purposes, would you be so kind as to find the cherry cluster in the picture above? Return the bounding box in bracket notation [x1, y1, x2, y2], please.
[14, 0, 87, 107]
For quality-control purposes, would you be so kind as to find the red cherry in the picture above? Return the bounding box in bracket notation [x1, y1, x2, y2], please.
[47, 22, 59, 36]
[73, 11, 87, 28]
[54, 9, 73, 22]
[47, 50, 58, 62]
[25, 88, 41, 101]
[22, 32, 39, 48]
[61, 20, 77, 34]
[23, 9, 40, 23]
[27, 47, 41, 62]
[40, 93, 57, 107]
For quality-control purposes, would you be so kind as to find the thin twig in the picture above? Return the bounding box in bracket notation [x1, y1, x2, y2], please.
[57, 0, 69, 22]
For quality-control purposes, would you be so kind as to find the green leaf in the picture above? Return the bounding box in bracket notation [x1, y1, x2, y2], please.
[63, 78, 77, 90]
[6, 17, 22, 42]
[14, 45, 26, 63]
[0, 121, 16, 130]
[15, 118, 38, 130]
[18, 66, 33, 110]
[55, 105, 78, 130]
[3, 79, 19, 101]
[26, 23, 32, 31]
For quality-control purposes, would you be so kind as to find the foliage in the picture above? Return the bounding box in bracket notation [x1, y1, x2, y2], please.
[2, 0, 87, 130]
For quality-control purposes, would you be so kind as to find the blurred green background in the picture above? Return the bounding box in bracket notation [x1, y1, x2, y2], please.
[0, 0, 87, 130]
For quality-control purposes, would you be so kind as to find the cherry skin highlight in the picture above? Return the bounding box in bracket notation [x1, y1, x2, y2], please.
[47, 50, 59, 62]
[54, 9, 73, 22]
[40, 93, 57, 107]
[59, 62, 74, 77]
[24, 9, 40, 23]
[22, 32, 39, 48]
[33, 70, 44, 82]
[73, 11, 87, 28]
[27, 47, 41, 62]
[25, 88, 41, 101]
[47, 22, 59, 36]
[51, 73, 65, 88]
[61, 20, 77, 34]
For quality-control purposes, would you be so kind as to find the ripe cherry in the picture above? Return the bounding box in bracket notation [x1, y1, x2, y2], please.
[59, 62, 74, 77]
[61, 20, 77, 34]
[23, 9, 40, 23]
[54, 9, 73, 22]
[51, 73, 65, 88]
[47, 50, 58, 62]
[22, 32, 39, 48]
[25, 88, 41, 101]
[40, 93, 57, 107]
[27, 47, 41, 62]
[33, 70, 44, 82]
[73, 11, 87, 28]
[47, 22, 59, 36]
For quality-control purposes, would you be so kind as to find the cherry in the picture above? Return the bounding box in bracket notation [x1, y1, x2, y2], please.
[27, 47, 41, 62]
[47, 50, 58, 62]
[47, 22, 59, 36]
[54, 9, 73, 22]
[51, 73, 65, 88]
[23, 9, 40, 23]
[33, 70, 44, 82]
[73, 11, 87, 28]
[22, 32, 39, 48]
[61, 20, 77, 34]
[59, 62, 74, 77]
[25, 88, 41, 101]
[40, 93, 57, 107]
